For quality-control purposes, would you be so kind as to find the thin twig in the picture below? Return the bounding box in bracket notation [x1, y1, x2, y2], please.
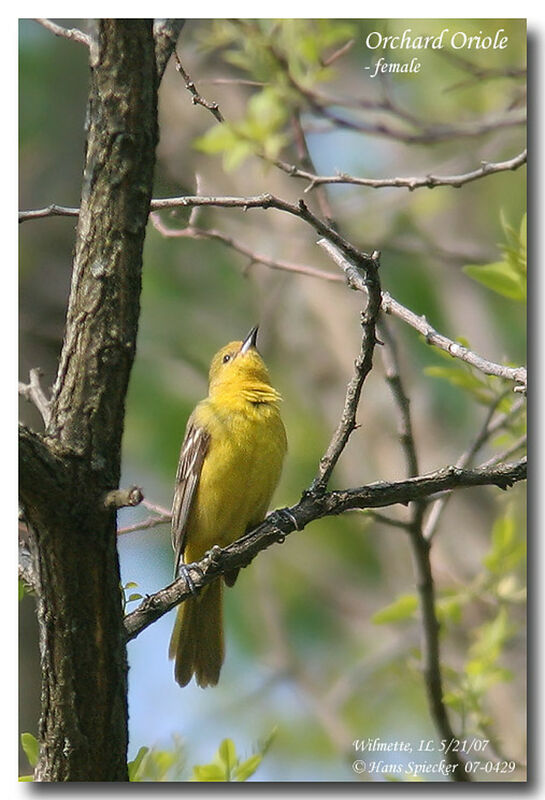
[150, 213, 341, 282]
[479, 435, 527, 470]
[34, 18, 91, 47]
[363, 510, 411, 530]
[117, 515, 171, 536]
[18, 368, 51, 427]
[380, 291, 527, 391]
[320, 39, 355, 67]
[423, 394, 525, 540]
[173, 51, 224, 122]
[20, 193, 527, 391]
[273, 149, 527, 192]
[311, 248, 382, 492]
[18, 204, 80, 223]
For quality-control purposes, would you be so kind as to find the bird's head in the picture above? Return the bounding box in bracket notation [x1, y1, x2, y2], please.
[208, 326, 277, 399]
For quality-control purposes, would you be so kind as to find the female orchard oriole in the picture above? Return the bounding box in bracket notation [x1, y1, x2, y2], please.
[169, 326, 287, 687]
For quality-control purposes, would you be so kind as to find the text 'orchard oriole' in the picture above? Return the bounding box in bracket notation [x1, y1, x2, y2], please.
[169, 326, 287, 688]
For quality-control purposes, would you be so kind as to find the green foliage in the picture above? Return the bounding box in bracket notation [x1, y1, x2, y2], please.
[424, 337, 513, 407]
[127, 747, 149, 781]
[194, 19, 356, 168]
[21, 732, 39, 767]
[442, 505, 525, 736]
[127, 732, 274, 782]
[129, 736, 186, 782]
[19, 732, 38, 780]
[463, 213, 527, 301]
[192, 732, 274, 782]
[372, 593, 418, 625]
[120, 580, 143, 613]
[195, 87, 290, 169]
[484, 514, 527, 576]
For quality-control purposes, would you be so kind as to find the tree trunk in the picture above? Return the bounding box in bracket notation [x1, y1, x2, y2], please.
[19, 19, 163, 781]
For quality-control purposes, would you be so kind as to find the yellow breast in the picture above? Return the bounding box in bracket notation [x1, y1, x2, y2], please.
[184, 397, 287, 561]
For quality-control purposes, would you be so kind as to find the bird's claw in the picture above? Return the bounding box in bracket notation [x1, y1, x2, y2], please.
[273, 507, 301, 542]
[177, 562, 204, 596]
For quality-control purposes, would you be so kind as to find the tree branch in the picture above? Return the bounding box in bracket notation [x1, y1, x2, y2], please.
[103, 486, 144, 510]
[124, 457, 526, 641]
[19, 191, 527, 393]
[380, 321, 469, 779]
[18, 368, 52, 427]
[149, 213, 342, 282]
[34, 18, 92, 48]
[380, 289, 527, 391]
[423, 395, 525, 540]
[273, 149, 527, 192]
[318, 238, 527, 392]
[153, 19, 185, 78]
[173, 50, 224, 122]
[311, 249, 382, 492]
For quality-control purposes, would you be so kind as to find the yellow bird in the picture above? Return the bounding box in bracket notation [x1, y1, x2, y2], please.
[169, 326, 287, 687]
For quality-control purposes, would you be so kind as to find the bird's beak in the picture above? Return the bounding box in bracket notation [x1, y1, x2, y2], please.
[240, 325, 259, 355]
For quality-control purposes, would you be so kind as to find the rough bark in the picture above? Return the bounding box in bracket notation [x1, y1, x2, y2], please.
[19, 20, 162, 781]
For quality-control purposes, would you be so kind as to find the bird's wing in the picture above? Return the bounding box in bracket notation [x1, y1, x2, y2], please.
[171, 419, 211, 577]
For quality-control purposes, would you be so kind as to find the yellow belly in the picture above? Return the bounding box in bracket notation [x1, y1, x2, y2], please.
[183, 399, 287, 562]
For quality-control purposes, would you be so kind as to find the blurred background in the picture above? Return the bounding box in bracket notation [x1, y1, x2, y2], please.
[19, 19, 526, 781]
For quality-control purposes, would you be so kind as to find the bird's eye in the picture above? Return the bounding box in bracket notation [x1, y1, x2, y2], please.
[222, 353, 232, 364]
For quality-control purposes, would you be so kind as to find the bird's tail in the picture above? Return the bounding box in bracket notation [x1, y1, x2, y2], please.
[169, 579, 224, 688]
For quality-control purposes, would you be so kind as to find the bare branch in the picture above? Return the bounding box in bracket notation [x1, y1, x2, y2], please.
[380, 321, 420, 479]
[174, 50, 224, 122]
[35, 18, 91, 47]
[477, 434, 527, 470]
[311, 249, 382, 492]
[150, 213, 342, 283]
[117, 515, 171, 536]
[18, 368, 51, 427]
[423, 395, 525, 540]
[381, 291, 526, 390]
[274, 149, 527, 192]
[378, 319, 472, 775]
[124, 457, 526, 641]
[302, 102, 525, 144]
[103, 487, 144, 510]
[19, 204, 79, 223]
[318, 239, 527, 392]
[320, 38, 355, 67]
[19, 190, 527, 394]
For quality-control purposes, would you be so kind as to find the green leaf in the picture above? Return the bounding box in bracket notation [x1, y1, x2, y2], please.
[484, 515, 526, 574]
[463, 261, 526, 301]
[436, 596, 462, 624]
[424, 364, 493, 403]
[194, 123, 239, 155]
[19, 578, 26, 601]
[19, 775, 34, 781]
[128, 746, 149, 781]
[218, 738, 237, 778]
[21, 733, 39, 768]
[223, 140, 255, 171]
[443, 691, 465, 713]
[127, 593, 143, 602]
[192, 763, 227, 782]
[234, 754, 262, 781]
[372, 593, 418, 624]
[424, 365, 485, 392]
